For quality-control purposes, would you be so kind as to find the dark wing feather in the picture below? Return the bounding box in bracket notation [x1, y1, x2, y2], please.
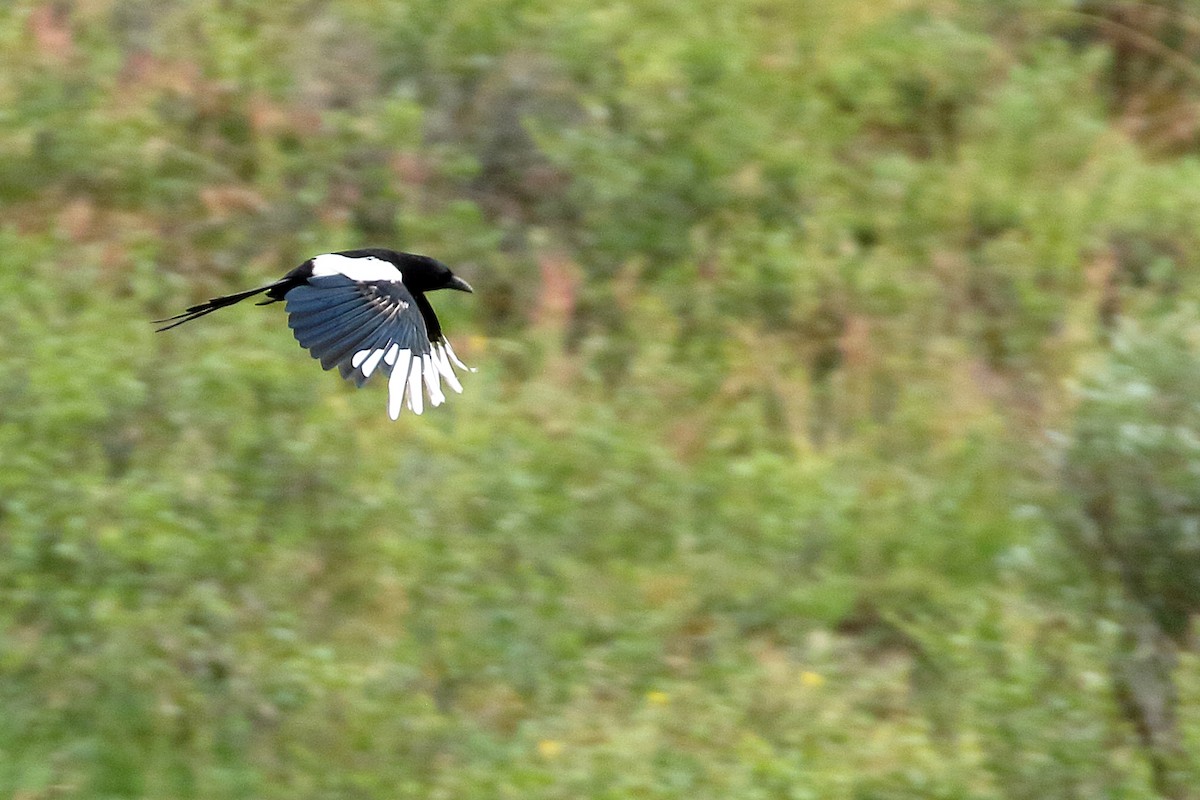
[412, 293, 444, 341]
[284, 275, 465, 417]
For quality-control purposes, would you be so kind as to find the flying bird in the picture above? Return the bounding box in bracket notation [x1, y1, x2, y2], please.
[156, 248, 474, 419]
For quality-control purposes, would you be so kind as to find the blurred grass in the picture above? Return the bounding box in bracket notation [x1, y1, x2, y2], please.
[0, 0, 1199, 797]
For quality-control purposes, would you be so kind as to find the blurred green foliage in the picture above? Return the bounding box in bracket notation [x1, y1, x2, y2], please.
[1061, 315, 1200, 641]
[0, 0, 1198, 797]
[1052, 313, 1200, 797]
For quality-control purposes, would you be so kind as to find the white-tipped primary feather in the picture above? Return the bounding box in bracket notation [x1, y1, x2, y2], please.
[377, 339, 469, 420]
[388, 349, 413, 420]
[361, 348, 386, 377]
[443, 340, 475, 372]
[406, 356, 424, 415]
[433, 344, 463, 393]
[422, 353, 445, 406]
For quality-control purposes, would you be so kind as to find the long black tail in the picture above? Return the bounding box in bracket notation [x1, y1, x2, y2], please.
[154, 282, 283, 332]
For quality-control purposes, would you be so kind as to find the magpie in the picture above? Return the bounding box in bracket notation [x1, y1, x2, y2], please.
[155, 249, 474, 419]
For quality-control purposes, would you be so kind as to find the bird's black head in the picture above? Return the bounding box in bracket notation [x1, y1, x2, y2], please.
[385, 250, 472, 294]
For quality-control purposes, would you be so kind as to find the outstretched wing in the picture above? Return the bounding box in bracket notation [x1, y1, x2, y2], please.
[284, 275, 467, 419]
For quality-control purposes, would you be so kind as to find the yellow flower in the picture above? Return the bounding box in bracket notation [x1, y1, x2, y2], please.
[799, 670, 824, 688]
[646, 690, 670, 706]
[537, 739, 563, 759]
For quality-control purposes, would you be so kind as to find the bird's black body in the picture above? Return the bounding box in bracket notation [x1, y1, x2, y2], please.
[156, 249, 474, 419]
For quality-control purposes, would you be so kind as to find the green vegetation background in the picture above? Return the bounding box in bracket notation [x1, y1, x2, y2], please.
[1, 0, 1199, 797]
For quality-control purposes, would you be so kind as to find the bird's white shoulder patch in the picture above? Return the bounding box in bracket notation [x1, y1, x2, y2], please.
[311, 253, 402, 283]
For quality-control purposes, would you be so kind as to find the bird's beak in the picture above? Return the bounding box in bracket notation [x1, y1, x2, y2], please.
[447, 275, 474, 293]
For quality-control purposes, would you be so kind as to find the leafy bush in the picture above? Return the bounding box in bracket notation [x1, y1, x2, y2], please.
[1060, 314, 1200, 641]
[1052, 313, 1200, 797]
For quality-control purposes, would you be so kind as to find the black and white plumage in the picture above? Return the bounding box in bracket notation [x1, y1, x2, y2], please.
[155, 249, 475, 419]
